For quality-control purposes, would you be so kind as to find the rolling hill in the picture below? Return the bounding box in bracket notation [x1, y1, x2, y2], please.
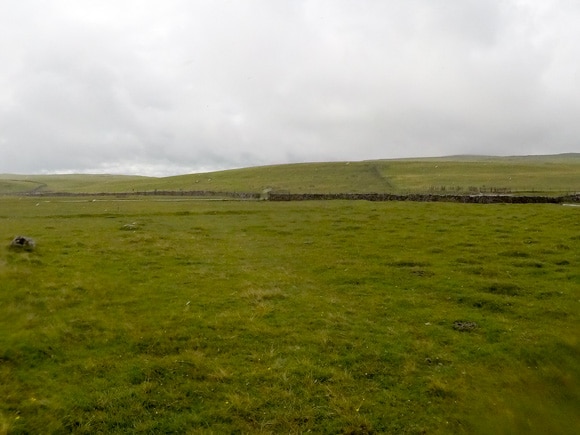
[1, 154, 579, 195]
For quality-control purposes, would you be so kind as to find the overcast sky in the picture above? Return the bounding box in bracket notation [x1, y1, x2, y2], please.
[1, 0, 579, 176]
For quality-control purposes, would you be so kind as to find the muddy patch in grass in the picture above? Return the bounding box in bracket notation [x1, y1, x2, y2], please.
[453, 321, 478, 332]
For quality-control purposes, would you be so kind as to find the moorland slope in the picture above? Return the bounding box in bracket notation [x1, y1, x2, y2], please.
[1, 154, 579, 195]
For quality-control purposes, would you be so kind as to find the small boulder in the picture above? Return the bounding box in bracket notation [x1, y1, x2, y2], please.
[121, 222, 139, 231]
[10, 235, 36, 251]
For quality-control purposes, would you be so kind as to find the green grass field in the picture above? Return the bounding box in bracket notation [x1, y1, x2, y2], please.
[2, 154, 579, 195]
[1, 197, 578, 433]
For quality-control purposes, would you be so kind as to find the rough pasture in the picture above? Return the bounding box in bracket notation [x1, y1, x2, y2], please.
[1, 197, 578, 433]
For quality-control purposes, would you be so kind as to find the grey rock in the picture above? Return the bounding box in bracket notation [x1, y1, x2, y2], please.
[10, 235, 36, 251]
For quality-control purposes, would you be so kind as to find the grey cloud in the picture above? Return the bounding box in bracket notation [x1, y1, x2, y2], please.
[1, 0, 579, 175]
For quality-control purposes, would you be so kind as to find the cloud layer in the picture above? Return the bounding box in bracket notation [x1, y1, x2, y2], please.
[1, 0, 579, 175]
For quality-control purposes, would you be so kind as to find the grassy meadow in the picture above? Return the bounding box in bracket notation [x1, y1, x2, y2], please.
[1, 196, 579, 433]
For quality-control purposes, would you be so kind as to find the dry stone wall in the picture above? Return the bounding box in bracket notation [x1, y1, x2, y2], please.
[13, 190, 580, 204]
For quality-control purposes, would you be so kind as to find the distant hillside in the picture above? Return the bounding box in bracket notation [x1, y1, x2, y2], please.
[1, 154, 579, 195]
[0, 174, 147, 195]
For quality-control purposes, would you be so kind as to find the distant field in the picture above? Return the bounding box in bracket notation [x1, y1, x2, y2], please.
[378, 155, 580, 195]
[1, 154, 579, 195]
[0, 174, 147, 195]
[1, 197, 578, 433]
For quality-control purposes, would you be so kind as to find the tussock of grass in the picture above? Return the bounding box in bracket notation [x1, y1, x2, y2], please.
[0, 198, 579, 433]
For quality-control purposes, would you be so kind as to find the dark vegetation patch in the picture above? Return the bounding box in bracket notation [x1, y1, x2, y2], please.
[411, 269, 435, 277]
[455, 257, 480, 265]
[393, 260, 430, 268]
[535, 291, 564, 300]
[471, 298, 513, 313]
[484, 282, 522, 296]
[512, 260, 544, 268]
[499, 250, 531, 258]
[452, 321, 478, 331]
[554, 259, 570, 266]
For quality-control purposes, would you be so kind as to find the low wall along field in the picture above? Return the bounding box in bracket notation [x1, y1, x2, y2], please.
[10, 188, 580, 204]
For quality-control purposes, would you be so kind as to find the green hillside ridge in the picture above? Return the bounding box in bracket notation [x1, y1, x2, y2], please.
[0, 174, 147, 195]
[1, 154, 579, 195]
